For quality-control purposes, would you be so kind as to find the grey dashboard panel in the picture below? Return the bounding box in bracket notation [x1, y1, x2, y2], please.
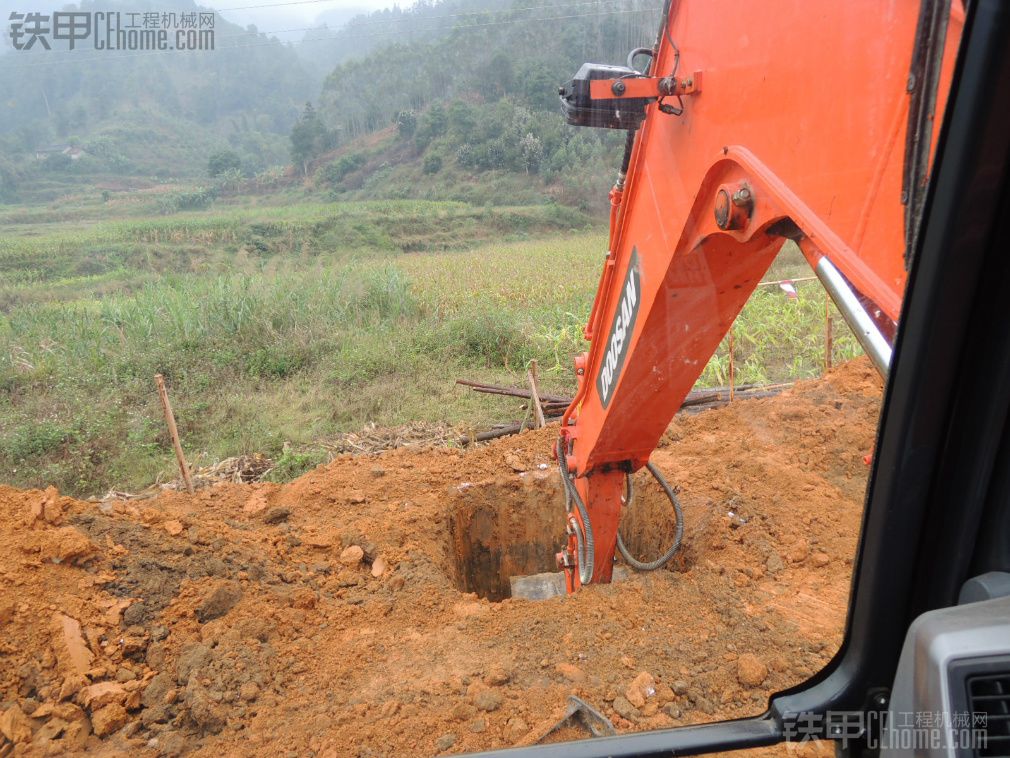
[882, 594, 1010, 758]
[959, 573, 1010, 606]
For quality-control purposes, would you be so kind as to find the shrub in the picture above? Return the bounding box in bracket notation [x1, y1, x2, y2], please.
[422, 152, 443, 175]
[41, 153, 73, 172]
[448, 309, 531, 367]
[157, 187, 217, 214]
[175, 187, 217, 211]
[245, 346, 306, 379]
[353, 266, 416, 321]
[207, 150, 242, 177]
[319, 153, 367, 188]
[5, 421, 75, 461]
[262, 446, 326, 483]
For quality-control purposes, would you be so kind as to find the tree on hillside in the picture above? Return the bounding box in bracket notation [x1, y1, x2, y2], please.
[413, 104, 448, 150]
[0, 155, 21, 202]
[393, 110, 417, 138]
[519, 132, 544, 174]
[290, 103, 335, 175]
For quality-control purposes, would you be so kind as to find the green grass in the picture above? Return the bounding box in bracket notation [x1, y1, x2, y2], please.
[700, 285, 861, 386]
[699, 242, 862, 385]
[0, 197, 862, 498]
[0, 199, 591, 310]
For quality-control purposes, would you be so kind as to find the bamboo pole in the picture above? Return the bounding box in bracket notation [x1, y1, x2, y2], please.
[824, 295, 834, 373]
[728, 329, 736, 402]
[526, 360, 546, 430]
[457, 385, 792, 445]
[454, 379, 569, 404]
[457, 378, 790, 411]
[154, 374, 194, 494]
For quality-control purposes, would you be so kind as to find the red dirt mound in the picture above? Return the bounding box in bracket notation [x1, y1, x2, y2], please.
[0, 359, 881, 757]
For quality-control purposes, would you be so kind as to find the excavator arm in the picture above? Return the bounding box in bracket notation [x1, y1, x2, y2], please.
[555, 0, 964, 590]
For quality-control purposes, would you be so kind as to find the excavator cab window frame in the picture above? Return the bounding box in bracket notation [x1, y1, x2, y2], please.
[472, 0, 1010, 755]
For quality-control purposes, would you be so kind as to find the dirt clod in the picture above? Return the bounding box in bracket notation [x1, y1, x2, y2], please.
[339, 545, 364, 565]
[613, 696, 640, 721]
[263, 507, 290, 525]
[485, 665, 511, 686]
[51, 613, 93, 677]
[436, 733, 457, 751]
[195, 583, 242, 623]
[473, 690, 502, 712]
[506, 716, 529, 742]
[663, 702, 681, 719]
[91, 703, 128, 736]
[240, 682, 260, 702]
[625, 672, 656, 708]
[737, 654, 769, 688]
[0, 704, 33, 744]
[555, 663, 586, 683]
[41, 527, 96, 564]
[78, 681, 127, 710]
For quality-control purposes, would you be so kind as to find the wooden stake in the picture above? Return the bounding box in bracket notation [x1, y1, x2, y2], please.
[155, 374, 194, 494]
[526, 360, 547, 430]
[824, 296, 834, 373]
[728, 329, 736, 402]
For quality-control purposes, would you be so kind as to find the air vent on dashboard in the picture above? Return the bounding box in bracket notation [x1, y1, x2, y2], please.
[968, 672, 1010, 757]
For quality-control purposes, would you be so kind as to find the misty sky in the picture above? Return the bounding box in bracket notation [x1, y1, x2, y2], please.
[197, 0, 392, 37]
[1, 0, 398, 48]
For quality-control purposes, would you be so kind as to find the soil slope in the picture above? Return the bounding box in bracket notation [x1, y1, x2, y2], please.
[0, 359, 882, 757]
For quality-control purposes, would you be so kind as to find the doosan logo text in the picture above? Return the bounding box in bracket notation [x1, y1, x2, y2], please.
[597, 249, 641, 407]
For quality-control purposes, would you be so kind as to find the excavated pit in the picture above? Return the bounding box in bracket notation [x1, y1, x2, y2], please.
[446, 469, 689, 601]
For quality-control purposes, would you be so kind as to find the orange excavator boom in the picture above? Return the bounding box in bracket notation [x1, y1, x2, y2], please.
[554, 0, 964, 591]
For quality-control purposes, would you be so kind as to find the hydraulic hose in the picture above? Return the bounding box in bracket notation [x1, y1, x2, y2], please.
[618, 129, 636, 185]
[557, 438, 594, 586]
[627, 46, 655, 72]
[616, 462, 684, 571]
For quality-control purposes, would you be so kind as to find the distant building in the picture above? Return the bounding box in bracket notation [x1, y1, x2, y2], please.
[34, 145, 86, 161]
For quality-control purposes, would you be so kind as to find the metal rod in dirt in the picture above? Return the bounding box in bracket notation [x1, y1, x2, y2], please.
[728, 329, 735, 401]
[757, 275, 818, 287]
[814, 257, 892, 376]
[527, 360, 546, 429]
[154, 374, 194, 494]
[824, 295, 833, 372]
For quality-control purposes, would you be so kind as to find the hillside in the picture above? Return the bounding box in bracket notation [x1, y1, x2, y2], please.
[294, 0, 660, 211]
[295, 0, 505, 71]
[0, 0, 318, 200]
[1, 0, 662, 211]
